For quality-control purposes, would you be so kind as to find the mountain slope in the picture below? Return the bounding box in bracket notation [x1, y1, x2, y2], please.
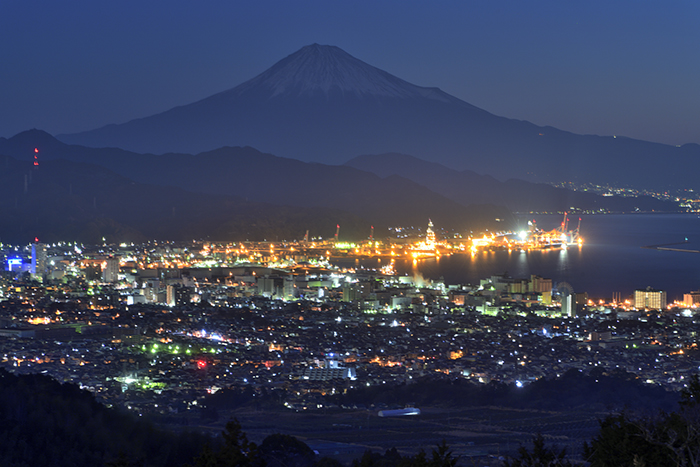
[0, 153, 375, 244]
[345, 153, 679, 213]
[0, 131, 678, 240]
[0, 131, 511, 239]
[56, 44, 700, 191]
[57, 44, 498, 163]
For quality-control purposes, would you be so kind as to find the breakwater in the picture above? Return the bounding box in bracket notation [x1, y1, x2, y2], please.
[641, 241, 700, 253]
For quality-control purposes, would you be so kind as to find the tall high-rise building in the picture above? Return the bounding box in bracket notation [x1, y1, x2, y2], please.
[257, 277, 274, 297]
[283, 275, 296, 300]
[342, 283, 359, 302]
[166, 284, 191, 307]
[575, 292, 588, 314]
[102, 257, 120, 283]
[634, 287, 667, 310]
[558, 282, 575, 317]
[31, 243, 47, 280]
[166, 285, 177, 307]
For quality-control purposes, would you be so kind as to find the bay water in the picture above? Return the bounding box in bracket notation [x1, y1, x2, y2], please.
[392, 214, 700, 301]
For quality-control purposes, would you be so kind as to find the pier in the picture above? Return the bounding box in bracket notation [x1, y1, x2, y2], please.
[641, 241, 700, 253]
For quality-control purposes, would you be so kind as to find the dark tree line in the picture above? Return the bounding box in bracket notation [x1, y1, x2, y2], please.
[582, 374, 700, 467]
[185, 419, 458, 467]
[349, 441, 458, 467]
[506, 374, 700, 466]
[504, 434, 572, 467]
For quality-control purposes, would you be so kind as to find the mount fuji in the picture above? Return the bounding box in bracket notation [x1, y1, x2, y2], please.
[58, 44, 700, 190]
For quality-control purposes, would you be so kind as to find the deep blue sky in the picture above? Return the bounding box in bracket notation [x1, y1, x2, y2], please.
[2, 1, 699, 146]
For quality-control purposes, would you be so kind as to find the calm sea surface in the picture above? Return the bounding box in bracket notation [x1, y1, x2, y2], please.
[387, 214, 700, 300]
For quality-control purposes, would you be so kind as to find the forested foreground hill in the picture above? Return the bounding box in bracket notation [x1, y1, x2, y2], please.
[0, 369, 325, 467]
[0, 369, 209, 466]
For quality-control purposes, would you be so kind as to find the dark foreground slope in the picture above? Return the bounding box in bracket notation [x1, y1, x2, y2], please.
[0, 365, 683, 466]
[0, 369, 207, 466]
[0, 369, 319, 467]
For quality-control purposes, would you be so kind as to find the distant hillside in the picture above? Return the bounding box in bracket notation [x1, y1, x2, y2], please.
[0, 131, 512, 238]
[0, 154, 374, 244]
[0, 131, 679, 235]
[333, 369, 678, 413]
[345, 153, 680, 213]
[56, 44, 700, 192]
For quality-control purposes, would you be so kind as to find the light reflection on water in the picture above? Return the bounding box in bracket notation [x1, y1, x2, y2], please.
[358, 214, 700, 299]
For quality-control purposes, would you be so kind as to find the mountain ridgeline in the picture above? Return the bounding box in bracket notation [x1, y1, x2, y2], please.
[344, 153, 675, 213]
[0, 133, 511, 244]
[57, 44, 700, 193]
[0, 131, 678, 244]
[0, 151, 375, 244]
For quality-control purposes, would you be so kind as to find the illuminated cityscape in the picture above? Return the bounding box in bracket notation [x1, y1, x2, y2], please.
[1, 217, 699, 425]
[4, 3, 700, 463]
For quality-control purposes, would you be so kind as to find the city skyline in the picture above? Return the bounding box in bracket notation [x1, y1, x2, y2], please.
[1, 1, 699, 147]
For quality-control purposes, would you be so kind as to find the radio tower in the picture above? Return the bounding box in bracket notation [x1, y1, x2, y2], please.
[334, 224, 340, 243]
[33, 148, 39, 167]
[370, 225, 374, 241]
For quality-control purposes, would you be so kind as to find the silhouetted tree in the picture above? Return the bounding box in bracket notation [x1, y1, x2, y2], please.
[314, 458, 343, 467]
[190, 419, 263, 467]
[585, 375, 700, 467]
[105, 451, 143, 467]
[428, 440, 458, 467]
[351, 442, 457, 467]
[583, 412, 669, 467]
[504, 434, 572, 467]
[259, 434, 315, 467]
[680, 374, 700, 408]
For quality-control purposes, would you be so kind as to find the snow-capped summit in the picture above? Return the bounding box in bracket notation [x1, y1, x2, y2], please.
[230, 44, 454, 102]
[59, 43, 488, 160]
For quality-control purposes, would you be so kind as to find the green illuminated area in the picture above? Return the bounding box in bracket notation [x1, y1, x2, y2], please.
[135, 341, 225, 357]
[113, 375, 167, 391]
